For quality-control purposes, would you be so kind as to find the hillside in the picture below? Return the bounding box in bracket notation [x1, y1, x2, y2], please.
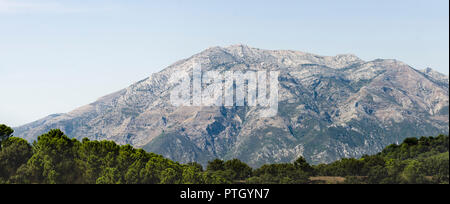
[14, 45, 449, 167]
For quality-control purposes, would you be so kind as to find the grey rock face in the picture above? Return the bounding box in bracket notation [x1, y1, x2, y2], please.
[14, 45, 449, 167]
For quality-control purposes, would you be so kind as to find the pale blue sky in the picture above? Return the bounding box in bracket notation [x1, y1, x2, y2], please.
[0, 0, 448, 126]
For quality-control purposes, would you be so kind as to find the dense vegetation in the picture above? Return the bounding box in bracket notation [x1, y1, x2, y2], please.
[0, 124, 448, 184]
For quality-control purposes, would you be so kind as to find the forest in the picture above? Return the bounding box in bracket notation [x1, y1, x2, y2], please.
[0, 124, 448, 184]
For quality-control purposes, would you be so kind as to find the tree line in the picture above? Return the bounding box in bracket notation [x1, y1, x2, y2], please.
[0, 124, 448, 184]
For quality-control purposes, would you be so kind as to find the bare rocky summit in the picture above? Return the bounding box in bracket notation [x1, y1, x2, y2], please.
[14, 45, 449, 167]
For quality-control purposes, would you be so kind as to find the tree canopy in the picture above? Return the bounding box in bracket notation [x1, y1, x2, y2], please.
[0, 124, 14, 145]
[0, 124, 448, 184]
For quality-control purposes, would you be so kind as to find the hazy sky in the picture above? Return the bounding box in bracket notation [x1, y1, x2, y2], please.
[0, 0, 449, 127]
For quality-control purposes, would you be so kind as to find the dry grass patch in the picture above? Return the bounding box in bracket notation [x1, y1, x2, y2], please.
[309, 176, 346, 184]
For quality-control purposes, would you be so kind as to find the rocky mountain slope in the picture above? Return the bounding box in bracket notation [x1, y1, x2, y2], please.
[14, 45, 449, 167]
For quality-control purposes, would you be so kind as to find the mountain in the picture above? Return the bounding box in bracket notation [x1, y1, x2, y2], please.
[14, 45, 449, 167]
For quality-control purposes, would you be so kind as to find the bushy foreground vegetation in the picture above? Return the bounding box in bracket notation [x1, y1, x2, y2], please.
[0, 124, 448, 184]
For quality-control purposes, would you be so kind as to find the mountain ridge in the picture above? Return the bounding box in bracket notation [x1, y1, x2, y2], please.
[14, 45, 449, 167]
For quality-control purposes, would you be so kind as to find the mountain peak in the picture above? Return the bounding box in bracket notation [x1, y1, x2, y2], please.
[225, 44, 253, 49]
[420, 67, 449, 83]
[422, 67, 446, 76]
[194, 45, 365, 69]
[14, 46, 449, 167]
